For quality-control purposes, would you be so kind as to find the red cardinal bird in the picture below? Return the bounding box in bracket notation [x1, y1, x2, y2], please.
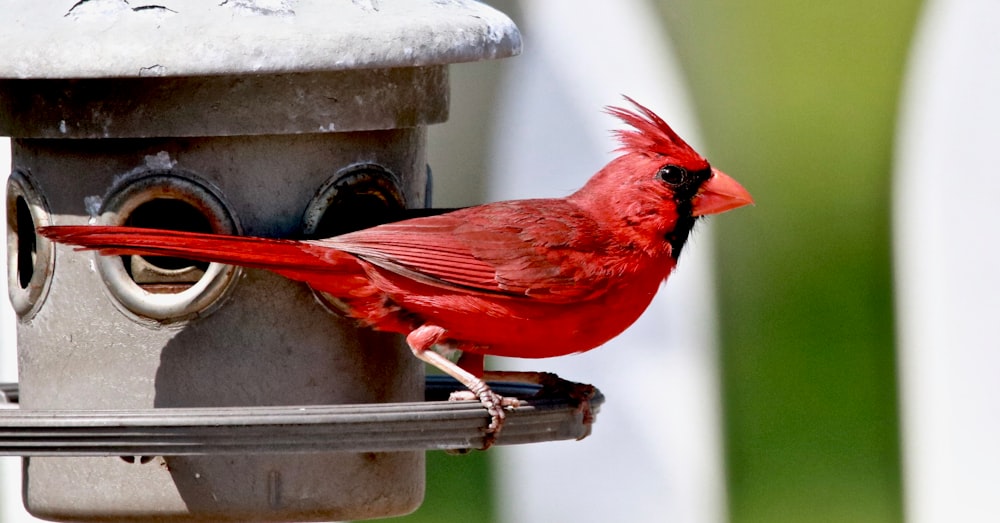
[39, 97, 752, 440]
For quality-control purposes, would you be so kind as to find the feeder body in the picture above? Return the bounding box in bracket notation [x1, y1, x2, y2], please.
[13, 128, 427, 520]
[1, 1, 521, 520]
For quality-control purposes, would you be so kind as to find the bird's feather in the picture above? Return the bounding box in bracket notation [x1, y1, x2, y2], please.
[323, 199, 616, 303]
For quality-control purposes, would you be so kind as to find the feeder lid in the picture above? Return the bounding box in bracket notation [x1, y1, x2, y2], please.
[0, 0, 521, 79]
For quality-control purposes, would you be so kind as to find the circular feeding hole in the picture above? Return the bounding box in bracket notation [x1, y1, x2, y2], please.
[96, 170, 240, 323]
[15, 195, 36, 289]
[302, 165, 407, 314]
[5, 170, 54, 319]
[303, 165, 406, 239]
[122, 198, 212, 294]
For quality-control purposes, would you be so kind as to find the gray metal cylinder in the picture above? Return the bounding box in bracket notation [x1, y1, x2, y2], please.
[1, 1, 520, 521]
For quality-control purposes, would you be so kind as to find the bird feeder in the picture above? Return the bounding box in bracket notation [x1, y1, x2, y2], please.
[0, 1, 600, 521]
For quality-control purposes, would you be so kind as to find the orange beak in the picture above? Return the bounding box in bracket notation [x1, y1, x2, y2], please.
[691, 168, 754, 217]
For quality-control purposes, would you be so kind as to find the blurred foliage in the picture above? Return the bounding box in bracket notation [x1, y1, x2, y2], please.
[659, 1, 921, 522]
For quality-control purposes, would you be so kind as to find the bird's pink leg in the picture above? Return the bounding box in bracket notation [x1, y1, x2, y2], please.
[406, 325, 518, 447]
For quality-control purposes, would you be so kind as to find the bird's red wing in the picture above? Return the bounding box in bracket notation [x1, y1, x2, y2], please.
[317, 200, 616, 303]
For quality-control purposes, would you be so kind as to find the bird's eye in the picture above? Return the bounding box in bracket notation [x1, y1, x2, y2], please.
[656, 165, 688, 186]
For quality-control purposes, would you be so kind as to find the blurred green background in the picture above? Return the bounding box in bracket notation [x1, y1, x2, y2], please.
[663, 1, 919, 522]
[383, 1, 923, 522]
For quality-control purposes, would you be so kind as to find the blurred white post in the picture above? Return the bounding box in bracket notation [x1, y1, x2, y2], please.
[489, 2, 727, 522]
[2, 137, 44, 522]
[893, 1, 1000, 522]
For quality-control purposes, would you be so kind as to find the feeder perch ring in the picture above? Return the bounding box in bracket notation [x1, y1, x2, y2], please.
[0, 376, 603, 456]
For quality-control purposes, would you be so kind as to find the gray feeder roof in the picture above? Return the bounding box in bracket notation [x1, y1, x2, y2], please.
[0, 0, 522, 79]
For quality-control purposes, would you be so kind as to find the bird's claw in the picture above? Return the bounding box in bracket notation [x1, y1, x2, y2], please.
[448, 386, 520, 449]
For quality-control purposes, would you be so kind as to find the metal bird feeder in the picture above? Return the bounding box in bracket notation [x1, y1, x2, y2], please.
[0, 1, 602, 521]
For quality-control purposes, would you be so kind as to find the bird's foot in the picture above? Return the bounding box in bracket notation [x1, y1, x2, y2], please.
[483, 371, 597, 437]
[449, 388, 522, 424]
[449, 383, 521, 449]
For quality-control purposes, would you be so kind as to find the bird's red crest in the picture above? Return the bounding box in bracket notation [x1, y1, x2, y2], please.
[606, 96, 707, 167]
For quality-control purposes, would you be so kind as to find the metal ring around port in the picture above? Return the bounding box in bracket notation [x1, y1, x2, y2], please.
[300, 163, 405, 237]
[95, 169, 241, 324]
[302, 163, 405, 314]
[5, 170, 55, 320]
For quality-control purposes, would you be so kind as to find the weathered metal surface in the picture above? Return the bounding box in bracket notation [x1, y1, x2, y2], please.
[0, 0, 521, 79]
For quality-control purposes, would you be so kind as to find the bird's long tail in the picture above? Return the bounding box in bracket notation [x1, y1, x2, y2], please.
[37, 225, 359, 286]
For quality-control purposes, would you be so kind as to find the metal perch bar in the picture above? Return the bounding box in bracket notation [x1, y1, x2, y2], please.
[0, 376, 602, 456]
